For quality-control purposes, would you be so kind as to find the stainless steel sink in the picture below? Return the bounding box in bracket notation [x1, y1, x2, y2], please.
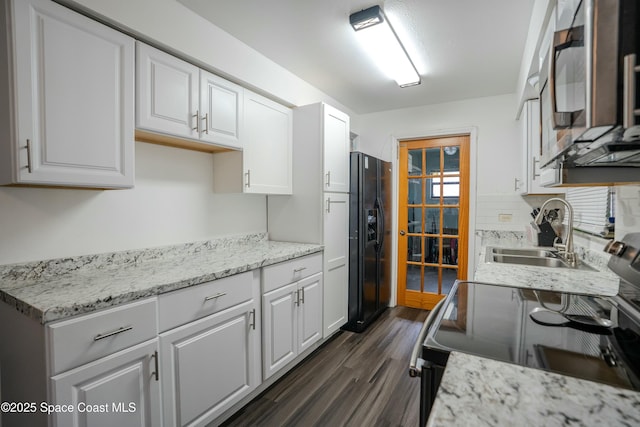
[490, 248, 557, 258]
[485, 247, 596, 271]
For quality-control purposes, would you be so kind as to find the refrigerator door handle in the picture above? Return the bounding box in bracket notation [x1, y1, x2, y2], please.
[376, 198, 384, 248]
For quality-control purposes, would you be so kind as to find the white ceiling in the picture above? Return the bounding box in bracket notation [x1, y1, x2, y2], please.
[178, 0, 536, 114]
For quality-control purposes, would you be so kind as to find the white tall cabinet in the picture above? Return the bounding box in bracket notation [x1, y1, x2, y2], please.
[0, 0, 135, 188]
[268, 103, 350, 338]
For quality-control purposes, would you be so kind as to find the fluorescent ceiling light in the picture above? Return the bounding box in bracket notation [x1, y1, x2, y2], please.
[350, 5, 421, 87]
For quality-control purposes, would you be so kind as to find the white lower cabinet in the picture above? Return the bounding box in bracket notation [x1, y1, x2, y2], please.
[50, 340, 161, 427]
[262, 255, 323, 380]
[323, 192, 349, 337]
[159, 271, 261, 427]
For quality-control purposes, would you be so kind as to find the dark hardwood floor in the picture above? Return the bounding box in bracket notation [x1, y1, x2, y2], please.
[221, 306, 429, 427]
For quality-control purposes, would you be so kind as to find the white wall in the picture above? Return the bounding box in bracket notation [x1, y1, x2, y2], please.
[1, 0, 353, 265]
[0, 143, 266, 264]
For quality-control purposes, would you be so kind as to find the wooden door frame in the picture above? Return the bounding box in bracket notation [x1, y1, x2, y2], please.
[388, 127, 478, 308]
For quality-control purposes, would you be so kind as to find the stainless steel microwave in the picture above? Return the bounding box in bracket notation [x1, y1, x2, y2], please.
[540, 0, 640, 170]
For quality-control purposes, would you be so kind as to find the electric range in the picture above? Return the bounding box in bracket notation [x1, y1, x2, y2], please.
[409, 233, 640, 427]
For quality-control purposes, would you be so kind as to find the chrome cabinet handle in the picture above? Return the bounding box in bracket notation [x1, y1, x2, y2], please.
[532, 158, 540, 179]
[249, 309, 256, 330]
[326, 197, 331, 213]
[151, 351, 159, 381]
[326, 171, 331, 187]
[300, 287, 305, 304]
[203, 113, 209, 134]
[94, 325, 133, 341]
[293, 290, 299, 306]
[293, 267, 307, 273]
[192, 110, 200, 132]
[204, 292, 226, 302]
[245, 170, 251, 188]
[514, 177, 521, 191]
[25, 139, 32, 173]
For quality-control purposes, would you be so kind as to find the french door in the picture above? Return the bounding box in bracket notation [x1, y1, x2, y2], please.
[397, 135, 470, 310]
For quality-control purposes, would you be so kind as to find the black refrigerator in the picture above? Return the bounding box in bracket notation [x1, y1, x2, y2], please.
[344, 152, 392, 332]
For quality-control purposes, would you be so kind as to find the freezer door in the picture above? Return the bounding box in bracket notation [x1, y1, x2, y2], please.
[378, 159, 392, 308]
[362, 155, 380, 323]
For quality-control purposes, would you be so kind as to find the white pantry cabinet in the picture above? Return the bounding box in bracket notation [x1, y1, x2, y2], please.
[0, 0, 135, 188]
[136, 42, 243, 151]
[323, 104, 351, 193]
[268, 102, 350, 338]
[262, 254, 323, 379]
[212, 90, 293, 194]
[322, 192, 349, 336]
[159, 271, 261, 427]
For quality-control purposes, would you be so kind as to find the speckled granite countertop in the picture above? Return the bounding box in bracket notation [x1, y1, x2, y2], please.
[427, 352, 640, 427]
[0, 233, 322, 324]
[474, 230, 619, 296]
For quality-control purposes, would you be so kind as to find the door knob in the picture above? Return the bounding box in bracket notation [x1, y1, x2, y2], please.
[400, 230, 406, 236]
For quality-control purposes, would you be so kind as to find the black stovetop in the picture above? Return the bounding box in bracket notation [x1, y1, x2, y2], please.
[422, 280, 640, 391]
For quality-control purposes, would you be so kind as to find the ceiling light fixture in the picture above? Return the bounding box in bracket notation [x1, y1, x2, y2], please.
[349, 5, 421, 87]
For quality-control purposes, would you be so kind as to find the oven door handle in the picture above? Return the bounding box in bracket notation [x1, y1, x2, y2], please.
[409, 297, 446, 377]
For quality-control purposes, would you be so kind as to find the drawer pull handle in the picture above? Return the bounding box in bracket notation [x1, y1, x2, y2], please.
[204, 292, 227, 302]
[293, 267, 307, 273]
[94, 325, 133, 341]
[300, 287, 305, 304]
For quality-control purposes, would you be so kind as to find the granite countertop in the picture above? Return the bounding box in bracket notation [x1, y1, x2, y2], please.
[427, 352, 640, 426]
[474, 231, 620, 296]
[0, 233, 322, 324]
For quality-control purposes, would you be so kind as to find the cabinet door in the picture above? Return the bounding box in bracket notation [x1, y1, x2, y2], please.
[136, 42, 199, 140]
[11, 0, 134, 188]
[51, 340, 161, 427]
[323, 192, 349, 337]
[523, 100, 564, 195]
[298, 272, 323, 353]
[200, 70, 243, 149]
[160, 300, 259, 427]
[243, 90, 292, 194]
[262, 282, 298, 380]
[323, 104, 350, 193]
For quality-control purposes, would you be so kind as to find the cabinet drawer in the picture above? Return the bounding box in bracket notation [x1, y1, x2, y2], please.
[262, 253, 322, 293]
[158, 271, 254, 333]
[48, 298, 158, 375]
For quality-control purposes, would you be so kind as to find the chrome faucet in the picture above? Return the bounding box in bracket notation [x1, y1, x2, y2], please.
[534, 198, 576, 267]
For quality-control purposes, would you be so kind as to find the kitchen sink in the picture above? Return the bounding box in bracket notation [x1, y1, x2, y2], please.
[485, 247, 596, 271]
[490, 248, 557, 257]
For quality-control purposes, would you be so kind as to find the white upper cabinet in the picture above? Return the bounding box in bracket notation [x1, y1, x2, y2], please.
[0, 0, 135, 188]
[200, 70, 243, 148]
[136, 42, 243, 151]
[519, 100, 564, 195]
[136, 42, 199, 141]
[323, 104, 350, 193]
[243, 91, 293, 194]
[212, 89, 292, 195]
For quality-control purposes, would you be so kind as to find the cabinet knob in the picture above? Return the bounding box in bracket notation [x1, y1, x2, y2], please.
[399, 230, 406, 236]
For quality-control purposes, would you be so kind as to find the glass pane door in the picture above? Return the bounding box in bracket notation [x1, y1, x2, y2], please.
[398, 136, 469, 310]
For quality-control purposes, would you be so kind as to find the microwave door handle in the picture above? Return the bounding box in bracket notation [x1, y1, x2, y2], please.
[550, 26, 584, 130]
[623, 54, 640, 128]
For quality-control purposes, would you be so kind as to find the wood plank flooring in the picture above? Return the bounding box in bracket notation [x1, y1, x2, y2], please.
[221, 306, 429, 427]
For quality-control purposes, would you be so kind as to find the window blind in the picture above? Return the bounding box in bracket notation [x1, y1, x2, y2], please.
[565, 187, 611, 236]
